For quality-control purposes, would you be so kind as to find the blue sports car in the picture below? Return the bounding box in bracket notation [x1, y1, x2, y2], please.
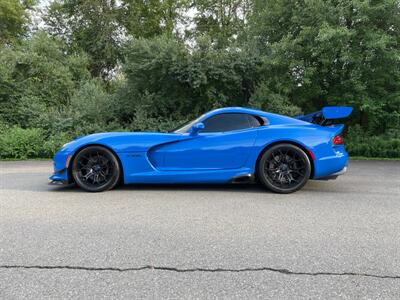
[50, 106, 352, 193]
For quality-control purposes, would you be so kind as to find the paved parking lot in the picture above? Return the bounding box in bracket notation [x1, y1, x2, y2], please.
[1, 160, 400, 299]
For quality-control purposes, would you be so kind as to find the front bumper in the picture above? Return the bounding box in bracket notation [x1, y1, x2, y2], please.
[49, 150, 72, 183]
[49, 168, 69, 184]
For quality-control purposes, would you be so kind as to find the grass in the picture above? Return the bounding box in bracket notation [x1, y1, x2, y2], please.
[349, 156, 400, 161]
[0, 157, 52, 161]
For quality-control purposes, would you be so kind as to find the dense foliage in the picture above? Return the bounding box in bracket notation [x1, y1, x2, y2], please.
[250, 0, 400, 135]
[0, 0, 399, 159]
[0, 0, 35, 44]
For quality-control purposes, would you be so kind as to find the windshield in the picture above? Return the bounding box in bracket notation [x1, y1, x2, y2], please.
[173, 114, 205, 133]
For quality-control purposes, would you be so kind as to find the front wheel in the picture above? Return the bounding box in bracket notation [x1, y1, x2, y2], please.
[258, 144, 311, 194]
[71, 146, 121, 192]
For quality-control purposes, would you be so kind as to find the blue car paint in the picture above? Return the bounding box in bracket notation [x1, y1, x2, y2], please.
[322, 106, 353, 119]
[50, 107, 349, 184]
[150, 128, 258, 170]
[295, 106, 353, 123]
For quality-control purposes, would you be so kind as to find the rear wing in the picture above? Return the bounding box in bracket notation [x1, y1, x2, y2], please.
[295, 106, 353, 125]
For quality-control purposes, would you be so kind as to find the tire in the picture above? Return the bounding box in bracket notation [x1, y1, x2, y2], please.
[71, 146, 121, 192]
[258, 143, 311, 194]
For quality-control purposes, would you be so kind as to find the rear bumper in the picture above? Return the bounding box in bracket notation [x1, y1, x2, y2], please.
[315, 166, 347, 180]
[312, 147, 348, 179]
[331, 166, 347, 176]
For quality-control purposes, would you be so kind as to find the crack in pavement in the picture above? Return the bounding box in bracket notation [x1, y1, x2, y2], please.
[1, 265, 399, 279]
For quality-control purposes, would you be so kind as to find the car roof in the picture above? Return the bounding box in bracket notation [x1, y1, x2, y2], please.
[206, 107, 266, 116]
[203, 107, 308, 126]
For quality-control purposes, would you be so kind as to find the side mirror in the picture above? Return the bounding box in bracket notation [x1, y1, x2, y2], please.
[190, 122, 205, 136]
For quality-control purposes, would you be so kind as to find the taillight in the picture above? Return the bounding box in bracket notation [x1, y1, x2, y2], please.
[332, 135, 343, 145]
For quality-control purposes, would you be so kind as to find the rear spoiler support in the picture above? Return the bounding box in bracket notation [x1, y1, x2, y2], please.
[295, 106, 353, 125]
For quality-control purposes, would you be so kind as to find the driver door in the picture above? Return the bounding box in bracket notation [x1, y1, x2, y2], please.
[154, 113, 261, 170]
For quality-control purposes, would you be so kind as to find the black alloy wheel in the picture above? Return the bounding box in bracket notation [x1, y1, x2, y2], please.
[258, 143, 311, 193]
[71, 146, 121, 192]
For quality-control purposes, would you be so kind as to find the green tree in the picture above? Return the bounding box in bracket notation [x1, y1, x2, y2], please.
[249, 0, 400, 134]
[45, 0, 123, 78]
[0, 31, 91, 130]
[120, 0, 188, 38]
[117, 35, 260, 130]
[189, 0, 252, 46]
[249, 82, 302, 116]
[0, 0, 35, 44]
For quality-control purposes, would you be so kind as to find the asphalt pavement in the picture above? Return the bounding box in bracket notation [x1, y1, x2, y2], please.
[1, 160, 400, 299]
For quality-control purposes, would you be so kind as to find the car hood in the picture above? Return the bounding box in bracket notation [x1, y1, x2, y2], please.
[61, 131, 188, 153]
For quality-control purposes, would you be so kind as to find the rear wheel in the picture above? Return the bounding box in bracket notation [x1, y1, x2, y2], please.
[72, 146, 120, 192]
[258, 144, 311, 194]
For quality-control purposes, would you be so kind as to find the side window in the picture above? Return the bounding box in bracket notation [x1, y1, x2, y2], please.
[247, 115, 263, 128]
[202, 113, 253, 133]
